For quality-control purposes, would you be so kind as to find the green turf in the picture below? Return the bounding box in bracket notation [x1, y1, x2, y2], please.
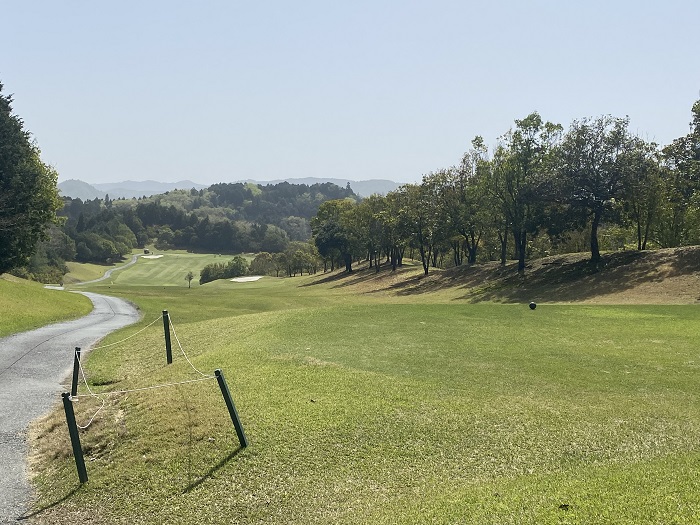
[0, 276, 92, 338]
[27, 258, 700, 524]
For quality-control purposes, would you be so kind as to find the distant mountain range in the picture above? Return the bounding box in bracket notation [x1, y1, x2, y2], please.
[57, 179, 208, 200]
[57, 177, 403, 200]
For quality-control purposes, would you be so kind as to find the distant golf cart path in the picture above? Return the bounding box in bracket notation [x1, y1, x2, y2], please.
[0, 292, 140, 522]
[76, 253, 140, 285]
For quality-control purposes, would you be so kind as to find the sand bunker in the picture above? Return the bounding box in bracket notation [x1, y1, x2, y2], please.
[141, 254, 164, 259]
[230, 276, 264, 283]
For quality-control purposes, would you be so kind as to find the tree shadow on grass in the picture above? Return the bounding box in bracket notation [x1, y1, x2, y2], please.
[300, 261, 424, 290]
[298, 269, 355, 287]
[451, 249, 700, 303]
[388, 249, 699, 301]
[17, 485, 84, 521]
[299, 247, 700, 303]
[182, 447, 244, 494]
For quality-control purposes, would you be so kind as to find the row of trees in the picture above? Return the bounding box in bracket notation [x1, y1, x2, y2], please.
[11, 181, 356, 281]
[199, 255, 249, 284]
[311, 102, 700, 275]
[196, 242, 322, 285]
[249, 242, 321, 277]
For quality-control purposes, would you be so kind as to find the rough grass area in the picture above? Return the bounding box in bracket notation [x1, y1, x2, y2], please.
[25, 248, 700, 524]
[0, 275, 92, 338]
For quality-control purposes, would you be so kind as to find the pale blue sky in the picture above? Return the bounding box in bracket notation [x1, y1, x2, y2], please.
[2, 1, 699, 185]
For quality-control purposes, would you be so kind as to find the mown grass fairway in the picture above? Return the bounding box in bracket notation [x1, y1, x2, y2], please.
[28, 253, 700, 524]
[106, 252, 223, 287]
[0, 275, 92, 338]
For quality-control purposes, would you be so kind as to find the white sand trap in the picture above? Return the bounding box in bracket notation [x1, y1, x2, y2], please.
[141, 254, 164, 259]
[230, 276, 264, 283]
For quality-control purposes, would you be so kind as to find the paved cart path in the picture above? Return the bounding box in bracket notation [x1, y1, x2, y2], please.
[75, 253, 140, 285]
[0, 292, 140, 523]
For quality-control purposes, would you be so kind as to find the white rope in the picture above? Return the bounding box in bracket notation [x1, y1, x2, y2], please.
[71, 312, 216, 429]
[92, 315, 162, 350]
[72, 375, 215, 398]
[169, 315, 210, 378]
[75, 349, 106, 429]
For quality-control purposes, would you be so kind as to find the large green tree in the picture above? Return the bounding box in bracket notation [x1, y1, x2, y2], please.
[557, 115, 634, 264]
[402, 179, 447, 276]
[489, 113, 562, 271]
[311, 200, 360, 273]
[657, 100, 700, 247]
[622, 139, 663, 250]
[0, 82, 62, 273]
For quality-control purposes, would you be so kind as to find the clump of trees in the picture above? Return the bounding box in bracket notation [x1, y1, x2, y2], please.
[0, 82, 62, 276]
[310, 101, 700, 275]
[249, 242, 320, 277]
[199, 256, 249, 284]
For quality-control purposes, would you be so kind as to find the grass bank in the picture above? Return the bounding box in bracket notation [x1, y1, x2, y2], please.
[0, 275, 92, 338]
[27, 251, 700, 524]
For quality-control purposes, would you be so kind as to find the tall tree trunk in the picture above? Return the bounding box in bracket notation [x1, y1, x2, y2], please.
[636, 211, 643, 250]
[590, 208, 602, 264]
[419, 246, 429, 276]
[430, 247, 439, 267]
[642, 208, 654, 250]
[515, 230, 526, 272]
[499, 226, 508, 266]
[343, 253, 353, 273]
[467, 234, 478, 265]
[452, 240, 463, 266]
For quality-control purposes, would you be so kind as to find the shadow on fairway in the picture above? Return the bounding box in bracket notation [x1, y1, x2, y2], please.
[301, 247, 700, 303]
[17, 485, 84, 521]
[182, 447, 244, 494]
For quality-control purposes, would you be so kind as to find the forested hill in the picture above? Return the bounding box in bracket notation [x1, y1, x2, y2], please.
[22, 181, 357, 282]
[58, 177, 400, 200]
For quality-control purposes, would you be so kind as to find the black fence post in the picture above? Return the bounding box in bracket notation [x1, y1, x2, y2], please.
[71, 347, 81, 397]
[163, 310, 172, 364]
[62, 392, 88, 484]
[215, 369, 249, 448]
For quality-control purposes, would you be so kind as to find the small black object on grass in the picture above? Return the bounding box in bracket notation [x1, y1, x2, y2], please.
[529, 302, 537, 310]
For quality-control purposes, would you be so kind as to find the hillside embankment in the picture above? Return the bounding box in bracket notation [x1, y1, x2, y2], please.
[308, 246, 700, 305]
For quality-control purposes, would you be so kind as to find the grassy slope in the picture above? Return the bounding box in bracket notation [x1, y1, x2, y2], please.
[0, 275, 92, 338]
[28, 250, 700, 524]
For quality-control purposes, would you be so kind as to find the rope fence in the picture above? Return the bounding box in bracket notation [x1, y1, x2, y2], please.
[71, 312, 215, 429]
[91, 315, 162, 350]
[63, 309, 248, 483]
[169, 314, 211, 378]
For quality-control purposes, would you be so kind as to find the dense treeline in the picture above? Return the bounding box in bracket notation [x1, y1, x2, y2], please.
[310, 101, 700, 275]
[16, 181, 357, 281]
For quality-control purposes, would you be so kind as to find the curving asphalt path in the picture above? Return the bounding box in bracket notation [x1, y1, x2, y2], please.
[0, 292, 140, 523]
[75, 253, 140, 285]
